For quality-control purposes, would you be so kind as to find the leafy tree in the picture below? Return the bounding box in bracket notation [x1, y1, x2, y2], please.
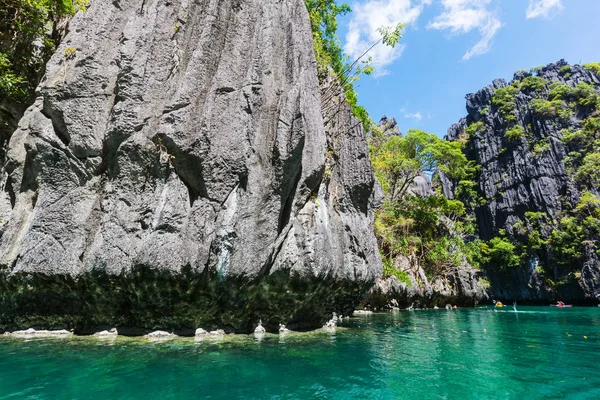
[305, 0, 350, 78]
[371, 129, 472, 202]
[479, 237, 521, 269]
[520, 76, 546, 92]
[584, 62, 600, 76]
[504, 125, 525, 141]
[491, 84, 519, 124]
[0, 0, 87, 102]
[575, 153, 600, 189]
[306, 1, 405, 133]
[370, 129, 480, 279]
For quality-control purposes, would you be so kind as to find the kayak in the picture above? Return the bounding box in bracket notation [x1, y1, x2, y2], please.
[550, 304, 573, 308]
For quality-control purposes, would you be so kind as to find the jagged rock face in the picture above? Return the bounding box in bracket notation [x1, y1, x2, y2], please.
[378, 116, 402, 138]
[363, 255, 488, 310]
[0, 0, 381, 333]
[443, 60, 600, 302]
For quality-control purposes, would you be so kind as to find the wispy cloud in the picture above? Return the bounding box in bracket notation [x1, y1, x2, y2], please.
[344, 0, 431, 75]
[526, 0, 564, 19]
[427, 0, 502, 60]
[404, 112, 423, 120]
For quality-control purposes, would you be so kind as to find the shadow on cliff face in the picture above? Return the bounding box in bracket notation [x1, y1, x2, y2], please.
[0, 266, 370, 335]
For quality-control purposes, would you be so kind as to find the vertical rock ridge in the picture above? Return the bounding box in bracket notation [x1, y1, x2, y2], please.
[0, 0, 381, 333]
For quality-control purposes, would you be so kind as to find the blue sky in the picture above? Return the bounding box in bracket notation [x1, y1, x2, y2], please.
[336, 0, 600, 138]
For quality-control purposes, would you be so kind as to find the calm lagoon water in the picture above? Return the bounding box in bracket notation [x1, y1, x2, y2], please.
[1, 306, 599, 399]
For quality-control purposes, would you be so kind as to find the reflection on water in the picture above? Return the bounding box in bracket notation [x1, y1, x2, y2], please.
[1, 307, 599, 399]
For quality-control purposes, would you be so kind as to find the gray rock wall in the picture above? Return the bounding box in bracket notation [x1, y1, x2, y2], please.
[0, 0, 381, 333]
[443, 60, 600, 303]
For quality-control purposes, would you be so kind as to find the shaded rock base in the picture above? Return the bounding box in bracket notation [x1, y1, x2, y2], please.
[362, 268, 488, 310]
[0, 266, 370, 335]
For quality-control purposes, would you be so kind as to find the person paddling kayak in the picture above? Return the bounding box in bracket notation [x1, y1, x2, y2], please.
[551, 301, 573, 308]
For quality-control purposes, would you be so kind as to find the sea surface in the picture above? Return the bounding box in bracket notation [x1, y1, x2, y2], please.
[1, 306, 599, 399]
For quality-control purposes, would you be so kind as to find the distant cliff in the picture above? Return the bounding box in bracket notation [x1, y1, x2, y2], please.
[442, 60, 600, 303]
[0, 0, 381, 333]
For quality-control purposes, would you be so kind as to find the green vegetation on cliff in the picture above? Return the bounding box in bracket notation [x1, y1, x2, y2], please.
[369, 129, 481, 281]
[0, 1, 87, 103]
[305, 0, 403, 133]
[454, 62, 600, 291]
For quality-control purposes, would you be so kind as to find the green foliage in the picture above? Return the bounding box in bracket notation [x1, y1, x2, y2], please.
[576, 191, 600, 216]
[465, 121, 484, 139]
[547, 81, 600, 110]
[520, 76, 546, 92]
[371, 129, 474, 202]
[306, 2, 405, 133]
[0, 52, 26, 98]
[524, 211, 548, 225]
[480, 236, 521, 269]
[382, 257, 411, 286]
[583, 62, 600, 76]
[528, 65, 544, 75]
[455, 64, 600, 278]
[575, 84, 600, 109]
[306, 0, 374, 131]
[548, 82, 571, 101]
[559, 65, 571, 75]
[0, 1, 88, 103]
[531, 139, 551, 157]
[64, 47, 77, 59]
[530, 98, 571, 119]
[549, 192, 600, 265]
[505, 125, 525, 141]
[371, 129, 481, 278]
[371, 130, 479, 280]
[305, 0, 350, 77]
[491, 85, 519, 124]
[562, 117, 600, 175]
[575, 153, 600, 188]
[377, 23, 406, 48]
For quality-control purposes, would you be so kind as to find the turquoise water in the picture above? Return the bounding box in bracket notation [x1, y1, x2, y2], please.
[1, 307, 599, 399]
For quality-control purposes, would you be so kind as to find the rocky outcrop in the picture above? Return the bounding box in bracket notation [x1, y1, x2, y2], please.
[443, 60, 600, 303]
[0, 0, 381, 333]
[363, 254, 488, 310]
[378, 116, 402, 138]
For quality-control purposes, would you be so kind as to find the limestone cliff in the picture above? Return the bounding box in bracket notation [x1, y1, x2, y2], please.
[0, 0, 381, 333]
[442, 60, 600, 303]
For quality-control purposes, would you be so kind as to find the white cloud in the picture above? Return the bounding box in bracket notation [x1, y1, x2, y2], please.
[526, 0, 563, 19]
[344, 0, 431, 75]
[427, 0, 502, 60]
[404, 112, 423, 120]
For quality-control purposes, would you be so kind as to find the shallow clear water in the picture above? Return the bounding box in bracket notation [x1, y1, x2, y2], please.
[1, 306, 599, 399]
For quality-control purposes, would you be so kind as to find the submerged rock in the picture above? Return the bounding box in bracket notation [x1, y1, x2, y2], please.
[93, 328, 118, 337]
[146, 331, 177, 339]
[6, 328, 73, 337]
[254, 321, 266, 334]
[0, 0, 380, 333]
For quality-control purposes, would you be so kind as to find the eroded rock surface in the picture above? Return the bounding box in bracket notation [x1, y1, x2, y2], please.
[363, 254, 488, 310]
[0, 0, 380, 333]
[442, 60, 600, 303]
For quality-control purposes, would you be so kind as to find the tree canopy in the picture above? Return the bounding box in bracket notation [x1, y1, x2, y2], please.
[0, 0, 87, 102]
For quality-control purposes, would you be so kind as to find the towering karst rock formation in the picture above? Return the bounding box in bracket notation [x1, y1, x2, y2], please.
[0, 0, 381, 333]
[442, 60, 600, 303]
